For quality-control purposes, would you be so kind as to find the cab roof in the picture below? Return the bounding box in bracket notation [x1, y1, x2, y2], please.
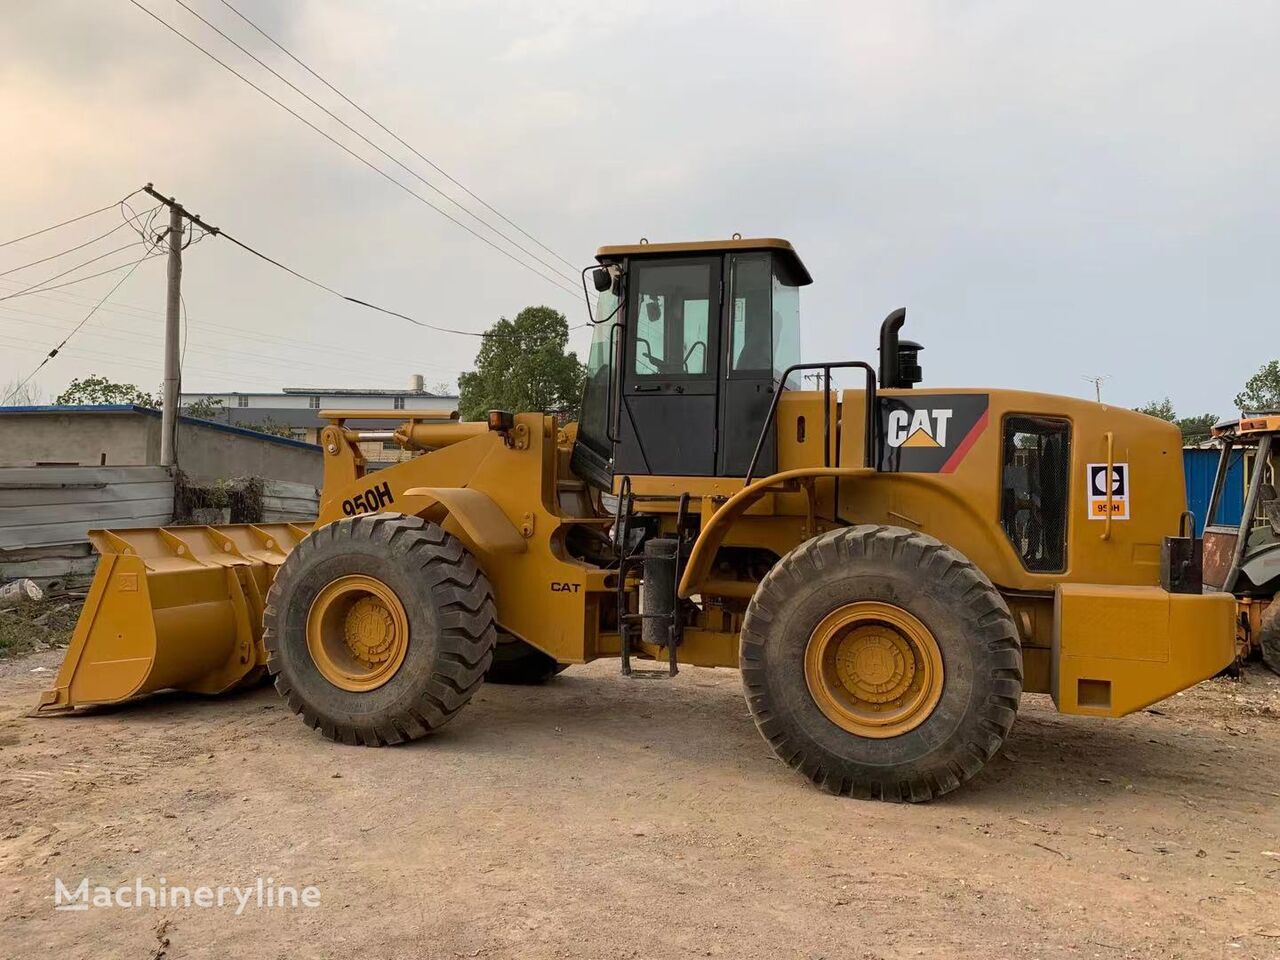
[595, 237, 812, 286]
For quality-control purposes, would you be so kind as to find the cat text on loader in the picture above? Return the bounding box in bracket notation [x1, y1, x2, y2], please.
[38, 238, 1236, 801]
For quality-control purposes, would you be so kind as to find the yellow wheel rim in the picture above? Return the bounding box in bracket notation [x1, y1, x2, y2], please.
[306, 574, 410, 692]
[804, 601, 944, 738]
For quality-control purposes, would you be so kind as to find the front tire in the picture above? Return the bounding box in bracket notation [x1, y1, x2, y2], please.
[740, 525, 1023, 802]
[264, 514, 496, 745]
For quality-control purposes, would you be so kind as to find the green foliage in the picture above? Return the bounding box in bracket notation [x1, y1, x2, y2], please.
[55, 374, 156, 407]
[1235, 360, 1280, 413]
[52, 379, 224, 419]
[1136, 397, 1217, 442]
[1173, 412, 1218, 442]
[181, 396, 224, 419]
[235, 415, 296, 438]
[1136, 398, 1176, 422]
[457, 306, 585, 422]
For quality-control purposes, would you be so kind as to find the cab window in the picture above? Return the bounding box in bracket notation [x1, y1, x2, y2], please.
[1000, 416, 1071, 572]
[728, 253, 802, 385]
[729, 255, 772, 373]
[629, 260, 714, 378]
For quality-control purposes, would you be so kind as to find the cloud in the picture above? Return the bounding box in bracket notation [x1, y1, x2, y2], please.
[0, 0, 1276, 415]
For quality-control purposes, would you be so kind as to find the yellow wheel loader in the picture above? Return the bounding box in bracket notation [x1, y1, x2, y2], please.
[38, 238, 1237, 801]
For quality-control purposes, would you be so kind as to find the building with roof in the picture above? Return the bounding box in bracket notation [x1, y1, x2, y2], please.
[180, 374, 459, 464]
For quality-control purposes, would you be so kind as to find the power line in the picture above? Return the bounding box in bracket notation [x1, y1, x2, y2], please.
[0, 253, 162, 302]
[0, 214, 146, 280]
[168, 0, 578, 287]
[126, 0, 581, 299]
[216, 0, 577, 273]
[0, 306, 456, 383]
[0, 331, 281, 387]
[0, 190, 142, 250]
[0, 242, 151, 303]
[0, 286, 464, 377]
[218, 224, 588, 340]
[144, 181, 583, 343]
[1, 257, 152, 405]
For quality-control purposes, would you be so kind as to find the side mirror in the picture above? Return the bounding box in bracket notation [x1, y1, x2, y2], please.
[645, 300, 661, 324]
[592, 267, 611, 293]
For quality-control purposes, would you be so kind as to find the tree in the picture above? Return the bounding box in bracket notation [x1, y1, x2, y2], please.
[182, 396, 223, 419]
[1173, 412, 1218, 442]
[1136, 398, 1176, 422]
[1, 380, 43, 406]
[1236, 360, 1280, 412]
[235, 415, 296, 438]
[1136, 397, 1217, 442]
[457, 306, 585, 421]
[55, 375, 156, 407]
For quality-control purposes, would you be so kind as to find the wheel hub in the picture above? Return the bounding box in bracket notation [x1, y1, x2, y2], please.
[306, 575, 410, 692]
[804, 601, 944, 738]
[344, 596, 397, 664]
[835, 626, 916, 703]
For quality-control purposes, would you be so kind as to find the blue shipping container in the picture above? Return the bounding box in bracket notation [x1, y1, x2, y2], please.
[1183, 447, 1244, 535]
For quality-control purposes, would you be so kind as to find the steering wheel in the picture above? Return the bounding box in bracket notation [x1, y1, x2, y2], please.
[683, 340, 706, 373]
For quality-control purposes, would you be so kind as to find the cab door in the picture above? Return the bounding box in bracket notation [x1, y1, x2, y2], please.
[615, 257, 720, 476]
[716, 252, 802, 476]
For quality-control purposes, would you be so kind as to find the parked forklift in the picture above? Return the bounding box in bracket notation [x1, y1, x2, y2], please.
[1201, 414, 1280, 672]
[38, 238, 1236, 801]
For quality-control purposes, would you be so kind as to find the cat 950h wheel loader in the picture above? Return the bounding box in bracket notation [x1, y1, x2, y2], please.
[38, 238, 1236, 801]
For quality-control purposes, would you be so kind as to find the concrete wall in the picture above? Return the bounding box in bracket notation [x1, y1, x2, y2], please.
[0, 410, 152, 467]
[175, 420, 321, 486]
[0, 408, 321, 486]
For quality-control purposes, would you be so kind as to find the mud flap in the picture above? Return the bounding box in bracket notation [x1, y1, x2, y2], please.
[35, 523, 310, 713]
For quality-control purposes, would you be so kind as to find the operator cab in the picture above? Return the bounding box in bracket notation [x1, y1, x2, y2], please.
[572, 238, 811, 489]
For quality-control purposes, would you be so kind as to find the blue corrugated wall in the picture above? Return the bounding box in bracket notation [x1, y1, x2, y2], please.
[1183, 448, 1244, 535]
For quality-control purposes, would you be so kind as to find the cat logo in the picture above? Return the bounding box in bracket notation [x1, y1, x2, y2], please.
[885, 408, 953, 448]
[877, 394, 989, 474]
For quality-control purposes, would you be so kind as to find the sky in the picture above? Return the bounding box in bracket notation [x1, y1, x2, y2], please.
[0, 0, 1276, 415]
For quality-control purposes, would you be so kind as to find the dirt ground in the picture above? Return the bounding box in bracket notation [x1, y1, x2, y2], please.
[0, 647, 1278, 960]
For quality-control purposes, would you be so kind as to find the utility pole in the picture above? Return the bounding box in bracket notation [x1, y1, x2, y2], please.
[142, 184, 220, 468]
[1081, 374, 1110, 403]
[159, 203, 184, 467]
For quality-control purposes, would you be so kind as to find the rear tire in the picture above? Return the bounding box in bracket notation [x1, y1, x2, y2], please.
[486, 633, 567, 685]
[740, 525, 1023, 802]
[1260, 602, 1280, 676]
[264, 514, 496, 745]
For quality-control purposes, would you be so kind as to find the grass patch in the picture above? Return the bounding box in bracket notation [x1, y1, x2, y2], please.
[0, 597, 81, 658]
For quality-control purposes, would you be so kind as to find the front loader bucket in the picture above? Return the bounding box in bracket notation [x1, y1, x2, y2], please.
[35, 523, 311, 714]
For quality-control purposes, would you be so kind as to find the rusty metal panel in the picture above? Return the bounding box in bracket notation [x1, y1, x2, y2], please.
[1202, 527, 1238, 590]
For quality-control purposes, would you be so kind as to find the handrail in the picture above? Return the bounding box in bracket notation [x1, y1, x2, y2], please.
[605, 321, 623, 443]
[679, 465, 876, 597]
[744, 361, 878, 486]
[320, 409, 458, 422]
